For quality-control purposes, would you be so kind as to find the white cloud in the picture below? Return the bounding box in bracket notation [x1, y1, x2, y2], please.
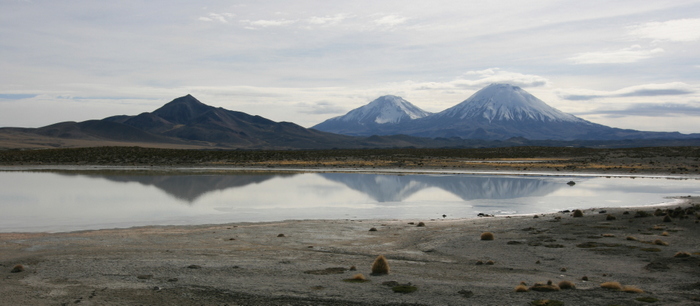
[557, 82, 696, 100]
[629, 18, 700, 42]
[373, 15, 407, 27]
[456, 69, 550, 88]
[569, 45, 664, 64]
[245, 19, 296, 28]
[199, 12, 234, 24]
[307, 14, 346, 26]
[297, 101, 347, 114]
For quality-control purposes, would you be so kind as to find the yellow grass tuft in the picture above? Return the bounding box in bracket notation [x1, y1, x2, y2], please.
[514, 284, 529, 292]
[371, 255, 390, 275]
[600, 281, 623, 290]
[343, 273, 370, 283]
[558, 280, 576, 290]
[529, 280, 560, 292]
[661, 231, 669, 236]
[622, 285, 644, 293]
[602, 233, 615, 237]
[480, 232, 495, 240]
[674, 251, 691, 258]
[653, 239, 668, 246]
[10, 264, 24, 273]
[626, 236, 638, 241]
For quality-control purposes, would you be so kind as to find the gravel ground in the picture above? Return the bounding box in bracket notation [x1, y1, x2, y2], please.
[2, 197, 700, 305]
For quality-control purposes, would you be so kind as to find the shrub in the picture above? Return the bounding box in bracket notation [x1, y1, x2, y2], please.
[10, 264, 24, 273]
[573, 209, 584, 217]
[371, 255, 389, 275]
[558, 280, 575, 289]
[480, 232, 494, 240]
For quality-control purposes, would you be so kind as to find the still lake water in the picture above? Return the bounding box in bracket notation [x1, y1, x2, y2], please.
[1, 169, 698, 232]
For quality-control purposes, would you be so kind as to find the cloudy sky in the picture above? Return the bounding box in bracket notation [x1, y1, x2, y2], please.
[1, 0, 699, 133]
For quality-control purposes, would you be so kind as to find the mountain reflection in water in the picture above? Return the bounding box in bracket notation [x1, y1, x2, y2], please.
[59, 171, 568, 204]
[318, 173, 565, 202]
[2, 170, 697, 232]
[53, 171, 296, 202]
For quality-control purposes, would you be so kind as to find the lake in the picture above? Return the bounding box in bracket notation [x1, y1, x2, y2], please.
[1, 168, 698, 232]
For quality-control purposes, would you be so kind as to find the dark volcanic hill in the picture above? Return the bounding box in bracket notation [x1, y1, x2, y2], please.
[313, 84, 700, 141]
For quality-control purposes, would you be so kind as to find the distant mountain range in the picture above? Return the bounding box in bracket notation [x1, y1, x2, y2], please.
[0, 95, 458, 149]
[313, 84, 700, 141]
[1, 84, 699, 150]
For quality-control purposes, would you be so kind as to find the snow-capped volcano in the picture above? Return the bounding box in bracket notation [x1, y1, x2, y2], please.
[438, 84, 583, 123]
[311, 95, 431, 136]
[404, 83, 611, 140]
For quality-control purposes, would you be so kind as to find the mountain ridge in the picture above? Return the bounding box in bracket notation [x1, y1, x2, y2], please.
[314, 83, 700, 141]
[1, 87, 699, 150]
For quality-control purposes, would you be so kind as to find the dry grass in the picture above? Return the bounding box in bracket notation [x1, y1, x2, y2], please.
[661, 231, 669, 236]
[600, 281, 623, 290]
[653, 239, 669, 246]
[529, 280, 560, 292]
[10, 264, 24, 273]
[343, 273, 369, 283]
[602, 233, 615, 237]
[674, 251, 691, 258]
[480, 232, 495, 240]
[626, 236, 638, 241]
[371, 255, 390, 275]
[515, 282, 529, 292]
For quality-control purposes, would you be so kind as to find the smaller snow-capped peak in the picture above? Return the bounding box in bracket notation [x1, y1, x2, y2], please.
[439, 84, 582, 123]
[338, 95, 431, 124]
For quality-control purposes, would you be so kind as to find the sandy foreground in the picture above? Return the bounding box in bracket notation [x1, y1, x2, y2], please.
[2, 197, 700, 305]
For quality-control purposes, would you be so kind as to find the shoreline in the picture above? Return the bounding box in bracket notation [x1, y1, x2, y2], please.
[3, 164, 700, 179]
[2, 198, 699, 305]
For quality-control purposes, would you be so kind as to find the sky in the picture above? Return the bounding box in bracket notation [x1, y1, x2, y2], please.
[1, 0, 699, 134]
